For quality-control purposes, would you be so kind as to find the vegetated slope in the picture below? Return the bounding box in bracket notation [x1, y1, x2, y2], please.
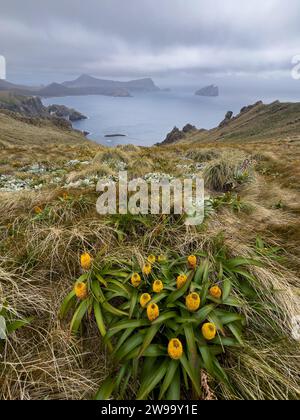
[0, 110, 299, 400]
[168, 101, 300, 145]
[0, 110, 89, 147]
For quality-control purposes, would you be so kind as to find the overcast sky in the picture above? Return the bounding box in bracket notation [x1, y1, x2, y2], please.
[1, 0, 300, 85]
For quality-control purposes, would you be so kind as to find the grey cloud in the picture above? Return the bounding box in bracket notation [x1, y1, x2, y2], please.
[0, 0, 300, 83]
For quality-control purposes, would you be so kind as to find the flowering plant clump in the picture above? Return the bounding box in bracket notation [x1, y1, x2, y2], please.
[60, 250, 262, 400]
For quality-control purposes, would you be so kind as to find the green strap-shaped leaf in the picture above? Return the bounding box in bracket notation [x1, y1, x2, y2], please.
[59, 290, 76, 319]
[70, 299, 90, 334]
[138, 324, 161, 358]
[94, 376, 116, 400]
[194, 304, 216, 322]
[167, 272, 193, 304]
[159, 360, 179, 400]
[114, 334, 144, 362]
[137, 359, 169, 400]
[180, 354, 201, 397]
[6, 317, 32, 334]
[166, 367, 181, 400]
[222, 278, 232, 301]
[129, 289, 138, 319]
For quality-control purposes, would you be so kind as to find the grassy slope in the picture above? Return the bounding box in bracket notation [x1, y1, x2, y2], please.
[0, 111, 90, 147]
[0, 108, 299, 400]
[184, 101, 300, 143]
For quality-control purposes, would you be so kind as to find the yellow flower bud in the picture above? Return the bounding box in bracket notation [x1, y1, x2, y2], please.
[158, 255, 167, 263]
[188, 255, 197, 269]
[74, 282, 88, 300]
[143, 263, 152, 276]
[147, 303, 160, 322]
[153, 280, 164, 293]
[147, 255, 156, 264]
[131, 273, 142, 288]
[34, 206, 43, 215]
[168, 338, 183, 360]
[202, 323, 217, 341]
[140, 293, 152, 308]
[80, 253, 92, 271]
[176, 274, 188, 289]
[186, 292, 201, 312]
[209, 285, 222, 299]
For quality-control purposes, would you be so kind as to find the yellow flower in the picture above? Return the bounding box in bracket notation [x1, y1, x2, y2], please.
[143, 263, 152, 276]
[168, 338, 183, 360]
[131, 273, 142, 288]
[153, 280, 164, 293]
[140, 293, 152, 308]
[147, 303, 160, 322]
[176, 274, 188, 289]
[158, 255, 167, 263]
[74, 282, 88, 300]
[188, 255, 197, 269]
[80, 253, 92, 271]
[186, 292, 201, 312]
[147, 255, 156, 264]
[34, 206, 43, 215]
[202, 323, 217, 341]
[209, 285, 222, 299]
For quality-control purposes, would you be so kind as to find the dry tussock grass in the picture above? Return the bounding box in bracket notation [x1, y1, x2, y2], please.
[0, 138, 299, 400]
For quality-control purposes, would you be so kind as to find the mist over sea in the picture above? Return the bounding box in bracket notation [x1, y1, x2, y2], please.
[43, 84, 300, 147]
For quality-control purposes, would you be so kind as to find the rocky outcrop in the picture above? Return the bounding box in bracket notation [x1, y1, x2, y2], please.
[159, 124, 200, 145]
[219, 111, 233, 128]
[47, 104, 87, 122]
[240, 101, 263, 114]
[0, 94, 86, 124]
[182, 124, 197, 133]
[195, 85, 219, 97]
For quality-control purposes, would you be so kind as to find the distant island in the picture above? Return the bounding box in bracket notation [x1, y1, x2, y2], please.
[0, 74, 161, 98]
[195, 85, 219, 97]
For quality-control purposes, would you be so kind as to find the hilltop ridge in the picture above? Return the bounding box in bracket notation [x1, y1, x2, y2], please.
[159, 100, 300, 145]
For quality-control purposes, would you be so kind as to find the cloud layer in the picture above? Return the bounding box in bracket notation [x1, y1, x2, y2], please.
[0, 0, 300, 82]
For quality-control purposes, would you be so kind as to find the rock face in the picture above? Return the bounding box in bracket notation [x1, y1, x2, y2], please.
[195, 85, 219, 97]
[159, 124, 199, 145]
[182, 124, 197, 133]
[219, 111, 234, 128]
[0, 94, 87, 123]
[47, 104, 87, 122]
[161, 127, 185, 145]
[240, 101, 263, 114]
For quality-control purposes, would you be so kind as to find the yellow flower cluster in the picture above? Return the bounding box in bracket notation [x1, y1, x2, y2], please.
[186, 292, 201, 312]
[209, 285, 222, 299]
[142, 262, 152, 276]
[80, 253, 93, 271]
[176, 274, 188, 289]
[153, 280, 164, 293]
[140, 293, 152, 308]
[202, 323, 217, 340]
[147, 303, 160, 322]
[168, 339, 183, 360]
[74, 282, 88, 300]
[131, 273, 142, 288]
[34, 206, 43, 215]
[188, 255, 197, 269]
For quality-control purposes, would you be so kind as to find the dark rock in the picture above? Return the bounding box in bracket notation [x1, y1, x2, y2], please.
[161, 127, 185, 145]
[219, 111, 233, 128]
[47, 104, 87, 121]
[240, 101, 263, 114]
[195, 85, 219, 97]
[105, 134, 127, 138]
[182, 123, 197, 133]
